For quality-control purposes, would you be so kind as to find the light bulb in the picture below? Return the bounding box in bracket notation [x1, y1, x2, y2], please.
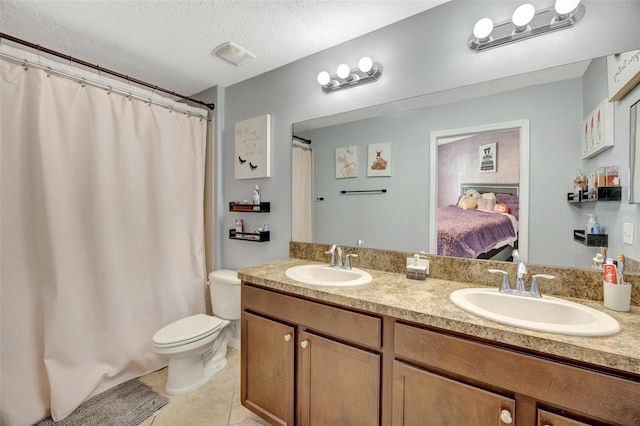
[336, 64, 350, 79]
[317, 71, 330, 86]
[555, 0, 580, 17]
[473, 18, 494, 41]
[512, 4, 535, 30]
[358, 57, 374, 73]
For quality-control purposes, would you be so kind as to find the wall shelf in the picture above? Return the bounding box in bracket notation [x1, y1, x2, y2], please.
[567, 186, 622, 204]
[573, 230, 608, 247]
[229, 202, 271, 212]
[229, 229, 270, 242]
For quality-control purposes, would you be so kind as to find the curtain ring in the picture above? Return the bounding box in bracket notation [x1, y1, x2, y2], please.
[146, 98, 152, 107]
[79, 78, 86, 88]
[106, 86, 112, 95]
[199, 115, 204, 121]
[45, 67, 52, 78]
[168, 105, 174, 113]
[97, 65, 101, 78]
[22, 60, 29, 70]
[126, 92, 132, 101]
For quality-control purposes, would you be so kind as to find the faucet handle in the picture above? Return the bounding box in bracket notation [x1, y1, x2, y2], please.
[488, 269, 511, 293]
[344, 253, 358, 270]
[325, 244, 337, 267]
[529, 274, 555, 298]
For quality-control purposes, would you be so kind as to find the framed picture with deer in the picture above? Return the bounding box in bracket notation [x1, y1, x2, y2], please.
[367, 143, 392, 177]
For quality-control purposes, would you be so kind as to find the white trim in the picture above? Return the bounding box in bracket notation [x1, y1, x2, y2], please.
[429, 119, 530, 261]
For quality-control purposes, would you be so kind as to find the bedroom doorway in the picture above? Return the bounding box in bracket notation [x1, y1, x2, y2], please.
[428, 120, 530, 261]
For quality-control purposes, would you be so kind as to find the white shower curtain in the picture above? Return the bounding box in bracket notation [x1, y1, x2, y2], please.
[1, 49, 207, 424]
[291, 142, 313, 242]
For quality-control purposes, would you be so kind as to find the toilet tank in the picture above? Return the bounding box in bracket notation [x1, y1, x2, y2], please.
[208, 269, 241, 320]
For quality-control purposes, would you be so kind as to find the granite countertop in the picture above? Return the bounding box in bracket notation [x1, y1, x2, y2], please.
[238, 258, 640, 376]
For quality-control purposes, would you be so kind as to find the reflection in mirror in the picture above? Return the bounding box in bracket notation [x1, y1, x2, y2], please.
[631, 100, 640, 203]
[428, 124, 528, 262]
[292, 56, 639, 273]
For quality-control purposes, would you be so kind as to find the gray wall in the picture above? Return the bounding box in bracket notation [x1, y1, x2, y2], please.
[217, 0, 640, 271]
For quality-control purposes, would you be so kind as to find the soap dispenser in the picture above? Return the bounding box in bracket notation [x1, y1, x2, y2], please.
[586, 214, 597, 234]
[406, 253, 429, 280]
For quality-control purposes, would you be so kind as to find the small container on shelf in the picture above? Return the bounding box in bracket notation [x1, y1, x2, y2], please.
[605, 166, 619, 186]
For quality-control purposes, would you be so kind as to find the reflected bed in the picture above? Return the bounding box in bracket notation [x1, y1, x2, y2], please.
[437, 183, 519, 260]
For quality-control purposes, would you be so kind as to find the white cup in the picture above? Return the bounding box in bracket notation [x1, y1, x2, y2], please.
[603, 281, 631, 312]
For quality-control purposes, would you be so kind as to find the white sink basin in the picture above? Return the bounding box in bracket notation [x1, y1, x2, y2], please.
[285, 264, 372, 287]
[450, 288, 620, 336]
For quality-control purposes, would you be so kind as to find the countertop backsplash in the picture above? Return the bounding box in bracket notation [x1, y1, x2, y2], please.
[289, 241, 640, 306]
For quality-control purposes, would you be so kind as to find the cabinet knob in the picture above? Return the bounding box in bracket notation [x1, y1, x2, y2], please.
[300, 340, 309, 349]
[500, 409, 513, 424]
[284, 333, 292, 342]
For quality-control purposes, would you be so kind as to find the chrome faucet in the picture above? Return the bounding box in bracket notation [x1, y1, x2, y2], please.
[488, 255, 555, 297]
[515, 260, 528, 292]
[325, 244, 358, 269]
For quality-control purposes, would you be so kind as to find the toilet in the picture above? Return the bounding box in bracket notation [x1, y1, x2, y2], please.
[152, 269, 241, 395]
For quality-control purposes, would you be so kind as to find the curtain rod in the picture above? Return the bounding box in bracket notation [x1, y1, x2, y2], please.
[293, 135, 312, 144]
[0, 32, 215, 111]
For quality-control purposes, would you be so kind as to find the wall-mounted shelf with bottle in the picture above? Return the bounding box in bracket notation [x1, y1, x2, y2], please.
[566, 186, 622, 204]
[573, 230, 608, 247]
[229, 230, 270, 242]
[229, 202, 271, 212]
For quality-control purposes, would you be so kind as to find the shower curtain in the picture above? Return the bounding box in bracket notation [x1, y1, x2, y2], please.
[291, 142, 313, 242]
[0, 48, 208, 424]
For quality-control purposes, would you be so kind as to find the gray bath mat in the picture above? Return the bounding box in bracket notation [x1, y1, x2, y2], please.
[34, 378, 169, 426]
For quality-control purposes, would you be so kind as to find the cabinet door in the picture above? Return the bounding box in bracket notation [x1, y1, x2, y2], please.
[537, 409, 591, 426]
[297, 330, 380, 426]
[393, 360, 516, 426]
[241, 312, 295, 426]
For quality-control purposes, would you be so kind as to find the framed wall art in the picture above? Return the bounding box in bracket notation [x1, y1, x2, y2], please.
[235, 114, 271, 179]
[335, 146, 358, 178]
[367, 143, 392, 177]
[479, 142, 496, 173]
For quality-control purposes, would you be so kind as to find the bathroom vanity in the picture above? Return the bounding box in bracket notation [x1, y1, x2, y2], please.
[239, 258, 640, 426]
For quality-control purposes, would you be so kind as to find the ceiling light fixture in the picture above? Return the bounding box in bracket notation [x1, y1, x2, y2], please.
[469, 0, 585, 52]
[212, 41, 256, 66]
[317, 57, 383, 93]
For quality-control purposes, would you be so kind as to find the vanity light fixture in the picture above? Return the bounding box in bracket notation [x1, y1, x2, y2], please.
[316, 56, 383, 93]
[468, 0, 585, 52]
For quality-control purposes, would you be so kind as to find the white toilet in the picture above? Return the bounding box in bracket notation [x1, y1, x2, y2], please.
[152, 269, 241, 395]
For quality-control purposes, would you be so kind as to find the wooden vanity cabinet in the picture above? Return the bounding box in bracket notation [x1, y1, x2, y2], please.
[393, 360, 515, 426]
[241, 284, 382, 426]
[394, 322, 640, 426]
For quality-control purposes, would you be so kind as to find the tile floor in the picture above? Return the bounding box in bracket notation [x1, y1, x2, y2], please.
[138, 349, 271, 426]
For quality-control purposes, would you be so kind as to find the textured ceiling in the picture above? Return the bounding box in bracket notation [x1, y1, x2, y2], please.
[0, 0, 448, 96]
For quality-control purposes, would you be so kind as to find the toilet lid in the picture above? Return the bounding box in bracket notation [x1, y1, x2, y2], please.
[152, 314, 227, 347]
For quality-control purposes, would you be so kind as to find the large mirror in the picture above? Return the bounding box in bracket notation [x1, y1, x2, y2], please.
[292, 54, 640, 272]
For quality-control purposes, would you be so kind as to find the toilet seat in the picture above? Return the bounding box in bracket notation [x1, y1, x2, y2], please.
[152, 314, 227, 348]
